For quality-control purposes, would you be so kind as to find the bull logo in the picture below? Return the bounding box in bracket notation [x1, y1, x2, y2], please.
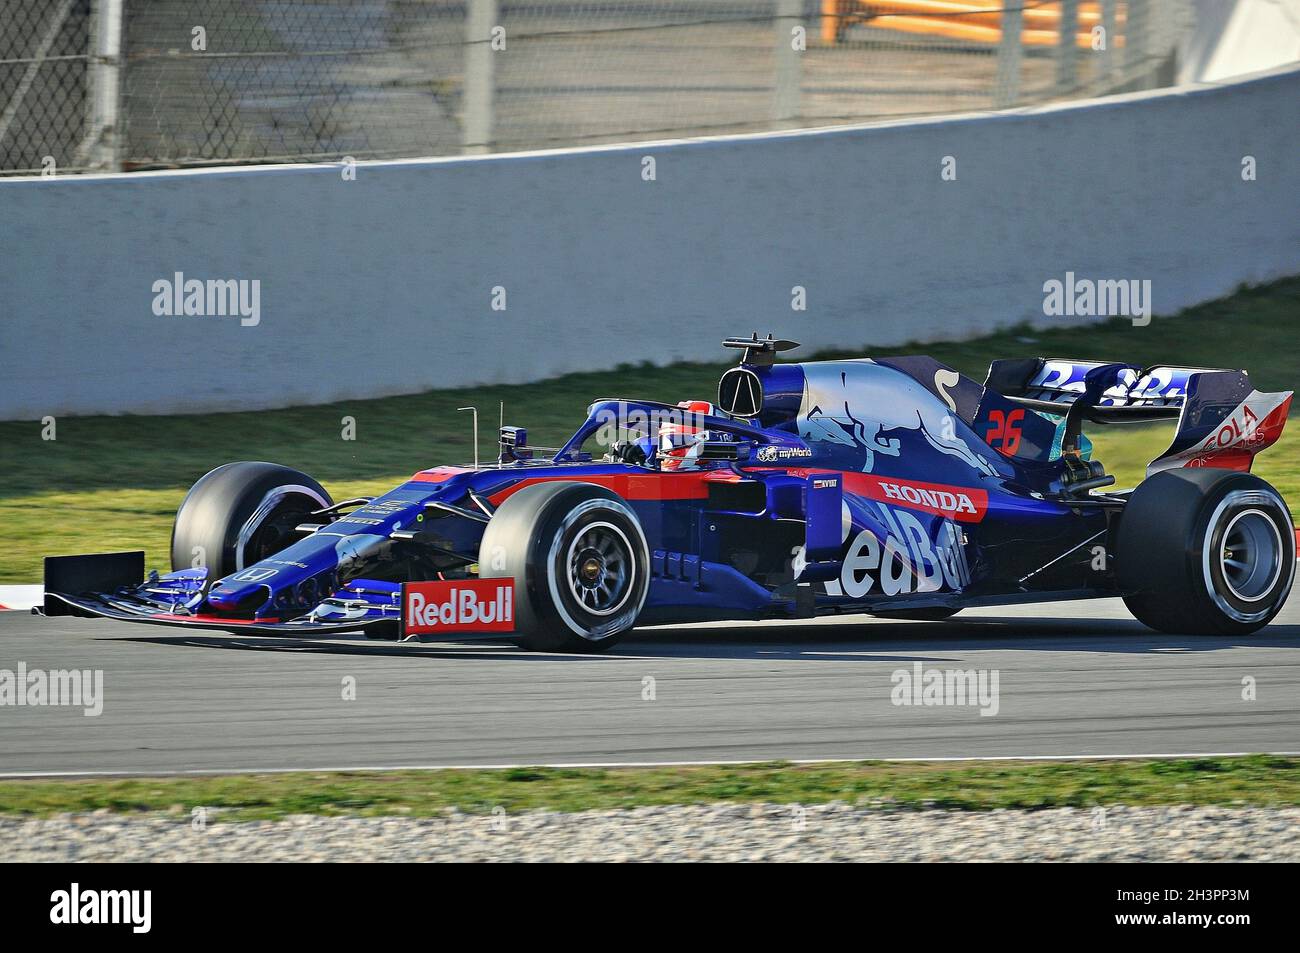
[797, 362, 1001, 476]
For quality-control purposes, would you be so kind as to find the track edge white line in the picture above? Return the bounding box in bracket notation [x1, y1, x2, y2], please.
[3, 751, 1297, 780]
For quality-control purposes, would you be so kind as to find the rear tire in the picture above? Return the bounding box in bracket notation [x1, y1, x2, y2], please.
[479, 482, 650, 652]
[171, 462, 332, 581]
[1116, 468, 1294, 635]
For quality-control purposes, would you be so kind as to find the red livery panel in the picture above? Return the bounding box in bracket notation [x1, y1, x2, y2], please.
[840, 474, 989, 523]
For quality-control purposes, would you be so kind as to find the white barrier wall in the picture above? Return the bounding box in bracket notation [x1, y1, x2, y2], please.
[1, 64, 1297, 420]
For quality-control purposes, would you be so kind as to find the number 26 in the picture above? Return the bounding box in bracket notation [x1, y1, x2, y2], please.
[986, 408, 1024, 456]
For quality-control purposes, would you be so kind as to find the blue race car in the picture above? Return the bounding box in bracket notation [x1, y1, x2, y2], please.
[43, 335, 1295, 651]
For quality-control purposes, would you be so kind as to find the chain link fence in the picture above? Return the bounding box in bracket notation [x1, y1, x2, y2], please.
[0, 0, 93, 174]
[1, 0, 1194, 175]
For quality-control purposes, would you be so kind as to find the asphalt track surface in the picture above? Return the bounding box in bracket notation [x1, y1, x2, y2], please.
[2, 590, 1298, 777]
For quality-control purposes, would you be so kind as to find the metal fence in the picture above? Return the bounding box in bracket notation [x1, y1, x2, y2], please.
[1, 0, 1193, 175]
[0, 0, 93, 174]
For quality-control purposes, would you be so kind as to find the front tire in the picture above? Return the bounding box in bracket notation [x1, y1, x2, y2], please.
[1116, 468, 1294, 635]
[171, 462, 332, 581]
[479, 482, 650, 652]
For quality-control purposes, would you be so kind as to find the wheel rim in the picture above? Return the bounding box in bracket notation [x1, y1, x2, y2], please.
[565, 521, 634, 616]
[235, 485, 329, 570]
[1219, 508, 1283, 603]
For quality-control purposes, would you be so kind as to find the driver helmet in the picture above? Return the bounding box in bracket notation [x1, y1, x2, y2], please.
[659, 400, 715, 471]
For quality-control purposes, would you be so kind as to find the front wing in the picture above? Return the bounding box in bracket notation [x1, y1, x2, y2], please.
[41, 551, 402, 637]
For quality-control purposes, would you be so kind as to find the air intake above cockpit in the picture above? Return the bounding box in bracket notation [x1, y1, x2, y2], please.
[717, 366, 764, 418]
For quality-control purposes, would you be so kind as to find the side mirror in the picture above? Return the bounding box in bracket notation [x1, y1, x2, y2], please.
[499, 426, 533, 463]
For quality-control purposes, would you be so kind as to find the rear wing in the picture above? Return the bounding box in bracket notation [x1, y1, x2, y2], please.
[985, 358, 1292, 475]
[986, 358, 1211, 421]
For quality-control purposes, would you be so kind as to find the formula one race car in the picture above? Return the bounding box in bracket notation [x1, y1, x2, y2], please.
[43, 335, 1295, 651]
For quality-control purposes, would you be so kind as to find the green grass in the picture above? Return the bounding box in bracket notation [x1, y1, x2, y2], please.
[0, 757, 1296, 821]
[1, 278, 1296, 583]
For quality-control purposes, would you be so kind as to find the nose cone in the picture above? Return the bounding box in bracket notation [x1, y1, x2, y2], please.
[206, 577, 274, 613]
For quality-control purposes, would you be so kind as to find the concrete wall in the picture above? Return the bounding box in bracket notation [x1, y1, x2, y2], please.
[1, 63, 1297, 420]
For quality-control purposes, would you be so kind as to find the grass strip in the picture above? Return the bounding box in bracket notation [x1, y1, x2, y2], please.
[1, 755, 1297, 821]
